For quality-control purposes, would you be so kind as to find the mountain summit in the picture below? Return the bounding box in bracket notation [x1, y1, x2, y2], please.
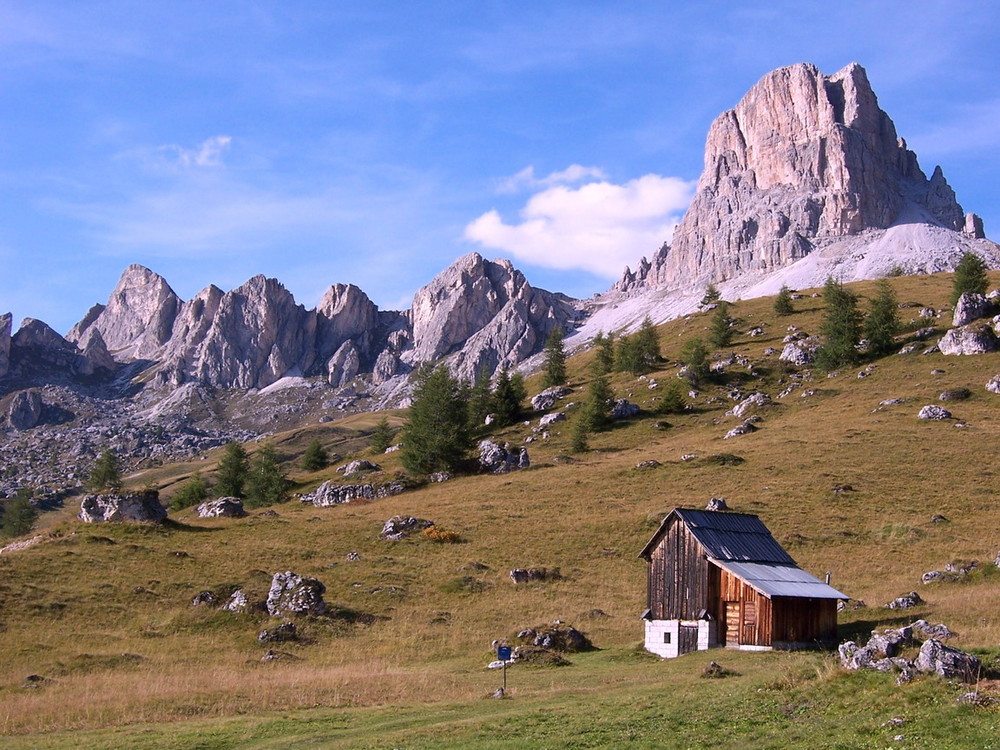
[616, 62, 990, 296]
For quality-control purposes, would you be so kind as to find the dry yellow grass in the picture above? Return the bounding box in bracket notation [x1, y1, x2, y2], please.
[2, 271, 1000, 740]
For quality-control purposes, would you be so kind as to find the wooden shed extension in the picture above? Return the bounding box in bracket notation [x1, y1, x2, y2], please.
[639, 508, 847, 658]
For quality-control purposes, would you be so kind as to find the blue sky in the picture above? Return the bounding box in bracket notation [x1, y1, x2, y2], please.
[1, 1, 998, 333]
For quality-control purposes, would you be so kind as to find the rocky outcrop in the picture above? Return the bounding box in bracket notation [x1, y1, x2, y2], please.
[300, 479, 406, 507]
[196, 497, 246, 518]
[266, 571, 328, 617]
[0, 312, 11, 379]
[408, 253, 575, 380]
[939, 324, 999, 356]
[478, 440, 530, 473]
[79, 491, 168, 523]
[616, 62, 990, 295]
[8, 390, 42, 431]
[380, 515, 434, 540]
[952, 292, 990, 327]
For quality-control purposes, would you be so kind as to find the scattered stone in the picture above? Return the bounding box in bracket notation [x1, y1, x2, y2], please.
[915, 639, 980, 682]
[939, 324, 999, 355]
[539, 412, 566, 426]
[939, 387, 971, 401]
[917, 405, 951, 420]
[910, 619, 955, 641]
[490, 687, 506, 699]
[428, 472, 451, 483]
[747, 327, 765, 337]
[724, 421, 758, 439]
[898, 343, 921, 355]
[380, 515, 434, 541]
[610, 399, 640, 419]
[266, 571, 328, 617]
[701, 661, 739, 678]
[258, 621, 298, 643]
[918, 307, 936, 319]
[345, 551, 360, 561]
[729, 392, 771, 418]
[337, 460, 380, 475]
[509, 567, 560, 584]
[836, 599, 866, 611]
[986, 375, 1000, 394]
[514, 621, 592, 652]
[478, 440, 530, 473]
[196, 496, 246, 518]
[705, 497, 728, 511]
[779, 342, 815, 366]
[191, 590, 219, 607]
[885, 591, 923, 610]
[20, 674, 49, 689]
[832, 484, 854, 494]
[261, 649, 299, 662]
[79, 491, 167, 524]
[531, 386, 572, 411]
[930, 514, 948, 524]
[914, 326, 938, 340]
[300, 480, 406, 506]
[880, 398, 905, 406]
[223, 589, 251, 613]
[952, 292, 989, 327]
[680, 454, 698, 462]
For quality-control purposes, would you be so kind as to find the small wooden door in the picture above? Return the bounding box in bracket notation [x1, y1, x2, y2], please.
[724, 601, 740, 645]
[679, 625, 699, 655]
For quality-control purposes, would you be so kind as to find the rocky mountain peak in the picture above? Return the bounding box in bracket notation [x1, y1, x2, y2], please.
[0, 313, 11, 380]
[616, 62, 984, 294]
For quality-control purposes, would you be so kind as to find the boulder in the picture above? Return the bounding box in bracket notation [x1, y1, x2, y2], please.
[196, 497, 246, 518]
[730, 392, 771, 418]
[885, 591, 923, 609]
[539, 412, 566, 426]
[917, 405, 951, 420]
[79, 491, 167, 524]
[915, 639, 980, 682]
[380, 515, 434, 541]
[705, 497, 729, 511]
[300, 480, 406, 507]
[531, 386, 572, 411]
[779, 342, 815, 366]
[987, 375, 1000, 394]
[266, 571, 328, 617]
[257, 621, 298, 643]
[8, 390, 43, 431]
[952, 292, 989, 327]
[514, 622, 592, 652]
[509, 567, 560, 584]
[724, 421, 758, 439]
[337, 460, 380, 475]
[610, 399, 640, 419]
[478, 440, 528, 474]
[939, 324, 999, 355]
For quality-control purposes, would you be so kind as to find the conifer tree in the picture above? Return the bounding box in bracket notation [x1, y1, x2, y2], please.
[245, 443, 290, 508]
[708, 301, 733, 349]
[491, 368, 523, 427]
[369, 415, 396, 455]
[300, 438, 328, 471]
[169, 472, 209, 511]
[215, 441, 249, 498]
[614, 334, 644, 375]
[88, 449, 123, 493]
[1, 488, 37, 538]
[774, 284, 794, 316]
[466, 366, 494, 428]
[815, 277, 862, 371]
[400, 365, 472, 475]
[951, 251, 989, 305]
[541, 326, 567, 388]
[592, 331, 615, 376]
[700, 283, 721, 308]
[657, 380, 688, 415]
[636, 317, 661, 368]
[679, 337, 709, 385]
[579, 372, 615, 433]
[864, 279, 901, 357]
[569, 418, 589, 453]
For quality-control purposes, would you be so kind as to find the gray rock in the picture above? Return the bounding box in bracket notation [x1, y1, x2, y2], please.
[478, 440, 528, 474]
[539, 412, 566, 426]
[196, 496, 246, 518]
[300, 480, 406, 507]
[0, 312, 10, 379]
[223, 589, 250, 613]
[610, 399, 640, 419]
[952, 292, 989, 327]
[258, 621, 298, 643]
[780, 342, 815, 366]
[705, 497, 728, 511]
[724, 421, 758, 439]
[380, 515, 433, 541]
[79, 491, 167, 524]
[730, 392, 770, 418]
[337, 460, 380, 475]
[917, 405, 952, 420]
[885, 591, 923, 609]
[428, 472, 451, 483]
[939, 324, 999, 355]
[509, 567, 560, 584]
[266, 571, 328, 617]
[531, 386, 572, 411]
[986, 375, 1000, 394]
[325, 340, 361, 388]
[636, 460, 661, 469]
[915, 639, 980, 682]
[8, 390, 43, 431]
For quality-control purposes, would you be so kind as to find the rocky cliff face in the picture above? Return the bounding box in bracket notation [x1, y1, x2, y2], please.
[0, 313, 10, 380]
[616, 62, 988, 294]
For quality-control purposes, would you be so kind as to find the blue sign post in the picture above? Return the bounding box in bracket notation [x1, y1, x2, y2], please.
[497, 645, 512, 693]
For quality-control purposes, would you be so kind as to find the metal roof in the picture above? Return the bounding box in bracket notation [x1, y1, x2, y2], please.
[713, 560, 849, 600]
[639, 508, 796, 564]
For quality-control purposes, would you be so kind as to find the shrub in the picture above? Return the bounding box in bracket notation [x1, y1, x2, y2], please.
[952, 251, 989, 305]
[169, 472, 209, 511]
[300, 439, 328, 471]
[774, 284, 794, 315]
[422, 525, 461, 543]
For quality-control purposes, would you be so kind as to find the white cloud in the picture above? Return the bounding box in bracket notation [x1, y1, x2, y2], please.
[465, 174, 695, 278]
[496, 164, 608, 194]
[159, 135, 232, 168]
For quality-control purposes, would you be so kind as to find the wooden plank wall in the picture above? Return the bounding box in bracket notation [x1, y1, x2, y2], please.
[771, 598, 838, 644]
[647, 519, 711, 619]
[718, 568, 772, 647]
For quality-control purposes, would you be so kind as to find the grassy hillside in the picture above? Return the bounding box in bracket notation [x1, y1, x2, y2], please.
[2, 272, 1000, 748]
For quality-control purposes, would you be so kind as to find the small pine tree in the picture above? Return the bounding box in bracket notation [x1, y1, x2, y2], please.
[491, 368, 523, 427]
[636, 317, 661, 369]
[215, 442, 249, 498]
[245, 443, 290, 508]
[579, 373, 615, 433]
[169, 472, 209, 511]
[699, 283, 721, 308]
[614, 334, 644, 375]
[679, 337, 709, 385]
[708, 301, 733, 349]
[952, 251, 989, 305]
[569, 419, 589, 453]
[815, 277, 862, 371]
[88, 449, 123, 493]
[591, 331, 615, 376]
[1, 488, 38, 538]
[657, 380, 688, 415]
[774, 284, 794, 316]
[369, 415, 396, 455]
[466, 366, 494, 428]
[300, 438, 328, 471]
[400, 364, 472, 475]
[864, 279, 901, 357]
[541, 326, 567, 388]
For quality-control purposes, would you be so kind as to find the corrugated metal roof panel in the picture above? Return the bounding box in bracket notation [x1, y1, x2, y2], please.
[714, 560, 848, 599]
[675, 508, 796, 564]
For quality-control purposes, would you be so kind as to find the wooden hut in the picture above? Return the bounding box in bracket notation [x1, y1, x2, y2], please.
[639, 508, 847, 658]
